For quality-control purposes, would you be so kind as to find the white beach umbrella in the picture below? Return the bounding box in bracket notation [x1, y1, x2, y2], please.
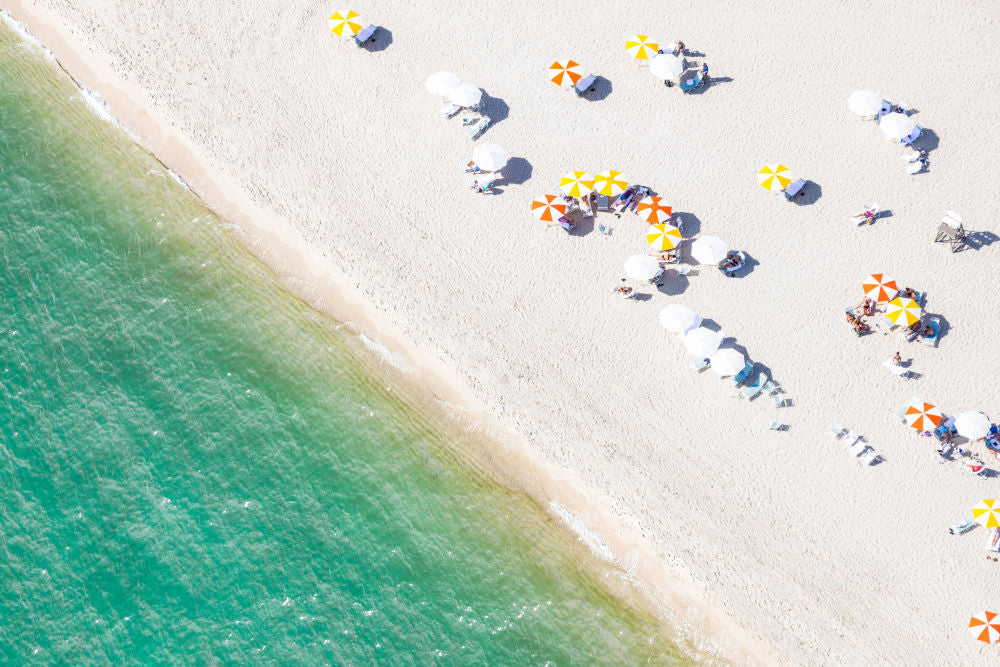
[649, 54, 685, 81]
[847, 89, 882, 116]
[624, 254, 661, 281]
[472, 144, 508, 172]
[880, 113, 917, 141]
[425, 71, 461, 96]
[683, 327, 722, 358]
[710, 348, 745, 376]
[449, 82, 483, 107]
[955, 411, 992, 440]
[658, 304, 701, 334]
[691, 236, 728, 265]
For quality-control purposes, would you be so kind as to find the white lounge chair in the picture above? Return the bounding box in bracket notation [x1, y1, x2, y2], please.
[466, 116, 491, 139]
[769, 421, 784, 431]
[883, 359, 910, 378]
[829, 424, 844, 438]
[949, 518, 976, 535]
[740, 373, 767, 400]
[860, 448, 880, 466]
[691, 358, 710, 372]
[441, 103, 461, 117]
[849, 439, 866, 457]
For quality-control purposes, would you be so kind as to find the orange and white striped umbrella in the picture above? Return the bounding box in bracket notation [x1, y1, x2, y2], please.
[885, 296, 921, 326]
[904, 399, 942, 432]
[646, 224, 682, 251]
[862, 273, 898, 302]
[626, 35, 659, 61]
[531, 194, 567, 222]
[593, 170, 630, 197]
[548, 60, 582, 87]
[969, 611, 1000, 643]
[973, 499, 1000, 528]
[636, 195, 672, 224]
[559, 170, 594, 198]
[329, 10, 363, 38]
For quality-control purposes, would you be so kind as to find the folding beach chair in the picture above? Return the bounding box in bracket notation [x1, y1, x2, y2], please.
[679, 71, 704, 93]
[574, 74, 597, 96]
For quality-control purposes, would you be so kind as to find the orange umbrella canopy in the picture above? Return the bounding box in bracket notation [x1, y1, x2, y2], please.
[904, 400, 942, 431]
[862, 273, 899, 302]
[969, 611, 1000, 643]
[548, 60, 582, 87]
[531, 194, 567, 222]
[635, 196, 673, 224]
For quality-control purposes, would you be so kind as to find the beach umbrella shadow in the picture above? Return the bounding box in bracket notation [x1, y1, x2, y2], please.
[361, 27, 393, 52]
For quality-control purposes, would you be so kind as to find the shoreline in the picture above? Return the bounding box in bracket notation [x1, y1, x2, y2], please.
[1, 3, 771, 663]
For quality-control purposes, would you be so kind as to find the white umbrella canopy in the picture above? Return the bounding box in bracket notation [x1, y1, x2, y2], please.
[658, 304, 701, 334]
[848, 89, 881, 116]
[624, 254, 661, 281]
[955, 411, 992, 440]
[710, 348, 745, 376]
[650, 54, 684, 80]
[683, 327, 723, 357]
[449, 82, 483, 107]
[472, 144, 508, 172]
[691, 236, 728, 265]
[425, 71, 461, 96]
[880, 113, 917, 141]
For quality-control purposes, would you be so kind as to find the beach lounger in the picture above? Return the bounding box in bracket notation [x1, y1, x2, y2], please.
[595, 194, 612, 212]
[354, 24, 377, 46]
[920, 316, 941, 347]
[466, 116, 491, 139]
[740, 372, 767, 400]
[769, 421, 784, 431]
[718, 252, 745, 276]
[849, 440, 866, 457]
[843, 430, 861, 447]
[860, 448, 880, 466]
[573, 73, 597, 96]
[441, 103, 462, 117]
[691, 357, 710, 373]
[728, 361, 755, 387]
[949, 518, 977, 535]
[829, 424, 844, 439]
[849, 203, 879, 226]
[937, 441, 954, 459]
[895, 407, 908, 422]
[679, 71, 704, 93]
[465, 176, 499, 193]
[876, 99, 892, 122]
[783, 179, 806, 200]
[933, 417, 956, 441]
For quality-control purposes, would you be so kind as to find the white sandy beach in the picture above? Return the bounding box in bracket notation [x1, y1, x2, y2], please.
[8, 0, 1000, 662]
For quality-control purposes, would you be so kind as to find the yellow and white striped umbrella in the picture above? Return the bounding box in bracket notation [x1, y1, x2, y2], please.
[549, 60, 582, 87]
[973, 499, 1000, 528]
[626, 35, 659, 61]
[646, 223, 682, 251]
[758, 164, 793, 193]
[559, 170, 594, 198]
[329, 10, 364, 38]
[592, 170, 630, 197]
[885, 296, 921, 326]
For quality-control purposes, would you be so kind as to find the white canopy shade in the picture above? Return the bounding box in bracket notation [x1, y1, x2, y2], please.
[624, 254, 661, 281]
[658, 304, 701, 334]
[650, 54, 684, 81]
[880, 113, 917, 141]
[683, 327, 723, 358]
[449, 82, 483, 107]
[691, 236, 728, 265]
[472, 144, 508, 172]
[848, 89, 881, 116]
[425, 71, 461, 96]
[710, 348, 745, 376]
[954, 411, 992, 440]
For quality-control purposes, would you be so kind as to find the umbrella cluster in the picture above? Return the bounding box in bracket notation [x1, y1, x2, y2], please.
[424, 71, 482, 107]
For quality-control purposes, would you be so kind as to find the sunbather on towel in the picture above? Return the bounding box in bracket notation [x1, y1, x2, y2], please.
[649, 251, 677, 264]
[613, 285, 634, 298]
[857, 297, 876, 316]
[919, 324, 934, 338]
[900, 287, 918, 300]
[853, 321, 870, 334]
[721, 254, 742, 271]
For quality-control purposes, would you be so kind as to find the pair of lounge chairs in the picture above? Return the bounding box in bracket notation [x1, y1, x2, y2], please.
[829, 425, 880, 465]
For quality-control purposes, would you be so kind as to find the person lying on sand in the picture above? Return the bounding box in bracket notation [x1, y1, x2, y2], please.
[919, 324, 934, 337]
[613, 285, 634, 298]
[649, 252, 677, 263]
[846, 312, 859, 325]
[854, 320, 871, 334]
[856, 297, 876, 316]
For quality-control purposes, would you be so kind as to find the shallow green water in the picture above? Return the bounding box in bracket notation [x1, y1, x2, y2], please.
[0, 23, 687, 665]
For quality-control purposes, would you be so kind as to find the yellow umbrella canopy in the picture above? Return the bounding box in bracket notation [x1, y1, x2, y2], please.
[592, 170, 630, 197]
[646, 224, 682, 251]
[625, 35, 659, 60]
[973, 499, 1000, 528]
[758, 164, 793, 193]
[329, 10, 363, 38]
[559, 170, 595, 198]
[885, 296, 921, 326]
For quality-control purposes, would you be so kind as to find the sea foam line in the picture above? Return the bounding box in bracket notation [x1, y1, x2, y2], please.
[548, 501, 616, 562]
[0, 11, 55, 62]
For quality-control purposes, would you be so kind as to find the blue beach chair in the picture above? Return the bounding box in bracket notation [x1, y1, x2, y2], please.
[727, 361, 755, 386]
[740, 373, 767, 400]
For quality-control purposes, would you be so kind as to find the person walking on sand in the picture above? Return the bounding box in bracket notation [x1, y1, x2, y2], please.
[700, 63, 709, 81]
[892, 351, 903, 366]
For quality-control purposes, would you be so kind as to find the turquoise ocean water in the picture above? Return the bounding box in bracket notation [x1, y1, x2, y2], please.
[0, 24, 689, 664]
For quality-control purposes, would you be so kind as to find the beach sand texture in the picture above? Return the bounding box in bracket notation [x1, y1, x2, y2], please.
[10, 0, 1000, 662]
